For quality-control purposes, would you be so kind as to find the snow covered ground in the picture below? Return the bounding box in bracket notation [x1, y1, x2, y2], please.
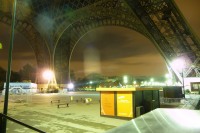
[0, 92, 128, 133]
[1, 92, 199, 133]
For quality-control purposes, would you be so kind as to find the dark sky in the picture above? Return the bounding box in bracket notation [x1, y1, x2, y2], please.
[71, 27, 166, 77]
[0, 0, 200, 78]
[0, 23, 36, 71]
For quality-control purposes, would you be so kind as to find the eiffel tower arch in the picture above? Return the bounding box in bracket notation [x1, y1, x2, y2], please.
[54, 0, 153, 83]
[0, 0, 200, 84]
[0, 0, 51, 81]
[54, 0, 200, 84]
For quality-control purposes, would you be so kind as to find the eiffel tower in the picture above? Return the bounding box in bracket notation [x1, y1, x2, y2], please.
[0, 0, 200, 84]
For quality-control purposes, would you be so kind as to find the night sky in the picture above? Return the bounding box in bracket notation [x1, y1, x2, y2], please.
[0, 0, 200, 78]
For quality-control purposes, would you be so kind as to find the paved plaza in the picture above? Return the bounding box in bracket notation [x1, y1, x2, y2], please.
[0, 92, 200, 133]
[0, 92, 128, 133]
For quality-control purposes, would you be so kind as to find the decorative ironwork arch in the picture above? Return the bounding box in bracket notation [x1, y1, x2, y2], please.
[55, 16, 158, 83]
[1, 0, 200, 85]
[0, 12, 51, 71]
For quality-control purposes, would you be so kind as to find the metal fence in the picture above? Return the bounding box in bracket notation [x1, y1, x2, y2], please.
[0, 113, 45, 133]
[160, 97, 183, 104]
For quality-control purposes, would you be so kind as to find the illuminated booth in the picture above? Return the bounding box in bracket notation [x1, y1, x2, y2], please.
[96, 88, 161, 119]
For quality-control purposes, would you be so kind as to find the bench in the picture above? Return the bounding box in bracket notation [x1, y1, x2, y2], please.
[51, 100, 60, 104]
[57, 103, 69, 108]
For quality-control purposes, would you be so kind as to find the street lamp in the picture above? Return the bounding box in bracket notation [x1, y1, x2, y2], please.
[150, 78, 154, 86]
[43, 69, 57, 92]
[123, 75, 128, 87]
[165, 73, 173, 86]
[2, 0, 17, 132]
[67, 82, 74, 91]
[43, 70, 54, 81]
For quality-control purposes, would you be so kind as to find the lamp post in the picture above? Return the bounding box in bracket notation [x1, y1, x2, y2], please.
[165, 73, 173, 86]
[150, 78, 154, 86]
[2, 0, 17, 132]
[67, 82, 74, 91]
[123, 75, 128, 88]
[43, 69, 57, 92]
[181, 69, 185, 98]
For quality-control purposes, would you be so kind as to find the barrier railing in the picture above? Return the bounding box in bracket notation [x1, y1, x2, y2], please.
[160, 97, 182, 103]
[0, 113, 45, 133]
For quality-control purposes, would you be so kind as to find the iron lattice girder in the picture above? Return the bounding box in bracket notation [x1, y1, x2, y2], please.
[30, 0, 101, 19]
[49, 0, 200, 81]
[53, 0, 127, 42]
[1, 0, 200, 83]
[54, 0, 156, 82]
[0, 11, 50, 69]
[125, 0, 200, 77]
[55, 0, 151, 50]
[125, 0, 176, 58]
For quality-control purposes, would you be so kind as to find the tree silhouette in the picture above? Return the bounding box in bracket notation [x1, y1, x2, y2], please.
[19, 64, 36, 82]
[0, 67, 21, 91]
[0, 67, 6, 91]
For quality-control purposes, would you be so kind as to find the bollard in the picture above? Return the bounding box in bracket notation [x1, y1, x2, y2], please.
[85, 98, 89, 104]
[70, 96, 73, 101]
[151, 100, 155, 110]
[85, 98, 92, 104]
[136, 106, 144, 117]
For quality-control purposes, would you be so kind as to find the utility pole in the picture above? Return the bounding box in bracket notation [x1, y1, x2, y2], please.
[182, 69, 185, 98]
[2, 0, 17, 132]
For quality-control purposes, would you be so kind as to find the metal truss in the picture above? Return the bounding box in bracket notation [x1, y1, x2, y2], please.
[0, 11, 50, 70]
[125, 0, 200, 78]
[54, 0, 155, 83]
[0, 0, 200, 84]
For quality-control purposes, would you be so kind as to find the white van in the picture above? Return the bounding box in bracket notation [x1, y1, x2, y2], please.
[3, 82, 37, 95]
[2, 87, 25, 95]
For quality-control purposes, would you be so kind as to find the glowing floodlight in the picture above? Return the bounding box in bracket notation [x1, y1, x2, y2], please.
[68, 83, 74, 89]
[171, 58, 185, 71]
[43, 70, 54, 80]
[123, 76, 128, 84]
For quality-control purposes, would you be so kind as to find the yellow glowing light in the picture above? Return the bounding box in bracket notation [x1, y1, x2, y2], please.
[123, 76, 128, 84]
[0, 42, 2, 49]
[43, 70, 54, 80]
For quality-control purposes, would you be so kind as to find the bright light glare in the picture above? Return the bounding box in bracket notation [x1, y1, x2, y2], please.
[171, 58, 185, 71]
[123, 76, 128, 84]
[166, 79, 173, 85]
[166, 109, 200, 128]
[43, 70, 53, 80]
[165, 73, 170, 78]
[68, 83, 74, 89]
[150, 78, 154, 82]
